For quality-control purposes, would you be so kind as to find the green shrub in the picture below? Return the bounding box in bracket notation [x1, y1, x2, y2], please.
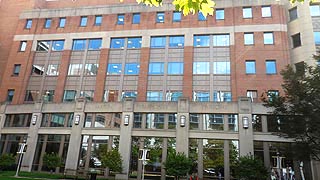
[234, 155, 268, 180]
[0, 154, 16, 171]
[42, 153, 62, 172]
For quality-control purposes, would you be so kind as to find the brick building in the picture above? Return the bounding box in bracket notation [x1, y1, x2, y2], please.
[0, 0, 319, 179]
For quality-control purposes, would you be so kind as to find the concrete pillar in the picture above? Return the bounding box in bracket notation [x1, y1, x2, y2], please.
[0, 103, 6, 129]
[198, 139, 204, 179]
[64, 98, 86, 174]
[176, 98, 189, 155]
[224, 140, 230, 180]
[21, 102, 43, 172]
[115, 98, 134, 180]
[238, 97, 254, 156]
[161, 138, 168, 180]
[263, 142, 271, 170]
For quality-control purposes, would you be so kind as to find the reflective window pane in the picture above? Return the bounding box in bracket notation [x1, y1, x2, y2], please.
[169, 36, 184, 47]
[72, 39, 86, 50]
[63, 90, 76, 102]
[95, 15, 102, 26]
[88, 39, 102, 50]
[243, 7, 252, 18]
[84, 64, 99, 75]
[151, 36, 166, 48]
[266, 60, 277, 74]
[310, 5, 320, 16]
[121, 91, 137, 99]
[213, 61, 230, 74]
[213, 91, 232, 102]
[213, 34, 230, 46]
[132, 13, 140, 24]
[36, 41, 50, 52]
[194, 35, 210, 47]
[216, 9, 225, 20]
[110, 38, 125, 49]
[46, 64, 59, 76]
[80, 16, 87, 26]
[59, 18, 66, 28]
[198, 12, 206, 21]
[173, 12, 181, 22]
[107, 63, 122, 75]
[246, 60, 256, 74]
[125, 63, 140, 75]
[117, 14, 125, 25]
[44, 18, 52, 28]
[127, 37, 142, 48]
[262, 6, 272, 17]
[166, 91, 182, 101]
[147, 91, 163, 101]
[193, 62, 209, 74]
[264, 32, 274, 44]
[68, 64, 83, 75]
[193, 91, 210, 102]
[52, 40, 64, 51]
[168, 62, 183, 75]
[314, 32, 320, 45]
[156, 12, 165, 23]
[26, 19, 32, 29]
[244, 33, 254, 45]
[149, 62, 164, 75]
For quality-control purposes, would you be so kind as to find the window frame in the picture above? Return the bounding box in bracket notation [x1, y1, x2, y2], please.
[72, 39, 86, 51]
[169, 36, 184, 48]
[117, 14, 125, 25]
[132, 13, 141, 24]
[173, 11, 182, 22]
[148, 62, 164, 75]
[156, 12, 165, 23]
[261, 6, 272, 17]
[292, 33, 301, 48]
[263, 32, 274, 45]
[168, 62, 183, 75]
[265, 60, 277, 74]
[194, 35, 210, 47]
[193, 62, 210, 74]
[215, 9, 225, 20]
[289, 7, 298, 21]
[19, 41, 27, 52]
[150, 36, 166, 48]
[44, 18, 52, 29]
[80, 16, 88, 27]
[244, 33, 254, 45]
[59, 17, 66, 28]
[94, 15, 102, 26]
[107, 63, 122, 75]
[245, 60, 256, 74]
[7, 89, 15, 102]
[13, 64, 21, 76]
[25, 19, 32, 29]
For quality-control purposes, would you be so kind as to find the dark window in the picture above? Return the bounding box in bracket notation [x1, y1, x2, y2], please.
[198, 12, 206, 21]
[63, 90, 77, 102]
[44, 18, 52, 28]
[132, 13, 140, 24]
[246, 60, 256, 74]
[95, 15, 102, 26]
[117, 14, 125, 25]
[59, 17, 66, 28]
[292, 33, 301, 48]
[72, 39, 86, 50]
[88, 39, 102, 50]
[173, 11, 181, 22]
[19, 41, 27, 51]
[156, 12, 165, 23]
[216, 9, 225, 20]
[266, 60, 277, 74]
[13, 64, 21, 76]
[267, 90, 279, 102]
[25, 19, 32, 29]
[7, 89, 15, 102]
[80, 16, 87, 26]
[24, 90, 39, 102]
[295, 61, 305, 76]
[289, 7, 298, 21]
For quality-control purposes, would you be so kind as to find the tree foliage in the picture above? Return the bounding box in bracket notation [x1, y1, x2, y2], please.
[234, 155, 268, 180]
[100, 149, 123, 173]
[164, 152, 193, 180]
[263, 54, 320, 161]
[120, 0, 312, 17]
[0, 154, 16, 170]
[42, 153, 62, 171]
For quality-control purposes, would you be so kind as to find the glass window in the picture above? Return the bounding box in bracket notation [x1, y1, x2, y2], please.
[84, 64, 98, 75]
[125, 63, 140, 75]
[80, 16, 87, 26]
[72, 39, 86, 50]
[292, 33, 301, 48]
[110, 38, 125, 49]
[193, 91, 210, 102]
[173, 11, 181, 22]
[149, 62, 164, 75]
[266, 60, 277, 74]
[133, 113, 142, 128]
[194, 35, 210, 47]
[68, 64, 83, 75]
[88, 39, 102, 50]
[213, 61, 230, 74]
[44, 18, 52, 28]
[262, 6, 272, 17]
[32, 65, 45, 75]
[228, 115, 238, 131]
[213, 91, 232, 102]
[107, 63, 122, 75]
[95, 15, 102, 26]
[117, 14, 125, 25]
[246, 60, 256, 74]
[166, 91, 182, 101]
[25, 19, 32, 29]
[103, 90, 119, 102]
[168, 114, 177, 129]
[4, 114, 32, 127]
[244, 33, 254, 45]
[198, 12, 207, 21]
[247, 90, 258, 102]
[43, 90, 54, 102]
[52, 40, 64, 51]
[146, 113, 164, 129]
[204, 114, 224, 130]
[13, 64, 21, 76]
[169, 36, 184, 47]
[132, 13, 140, 24]
[24, 90, 39, 102]
[267, 90, 279, 102]
[289, 7, 298, 21]
[216, 9, 225, 20]
[46, 64, 59, 75]
[59, 17, 66, 28]
[310, 5, 320, 16]
[63, 90, 76, 102]
[147, 91, 163, 101]
[127, 37, 142, 48]
[80, 91, 94, 101]
[151, 36, 166, 48]
[156, 12, 165, 23]
[20, 41, 27, 51]
[36, 41, 50, 52]
[7, 89, 15, 102]
[121, 91, 137, 99]
[193, 62, 209, 74]
[314, 32, 320, 45]
[264, 32, 274, 44]
[213, 34, 230, 46]
[243, 7, 252, 18]
[168, 62, 183, 75]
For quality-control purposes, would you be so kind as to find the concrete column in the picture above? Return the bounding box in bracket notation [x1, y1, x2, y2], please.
[176, 98, 189, 154]
[198, 139, 204, 179]
[0, 104, 6, 129]
[161, 138, 168, 180]
[21, 102, 43, 172]
[238, 97, 254, 156]
[115, 98, 134, 180]
[64, 98, 86, 174]
[261, 115, 268, 133]
[263, 142, 271, 169]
